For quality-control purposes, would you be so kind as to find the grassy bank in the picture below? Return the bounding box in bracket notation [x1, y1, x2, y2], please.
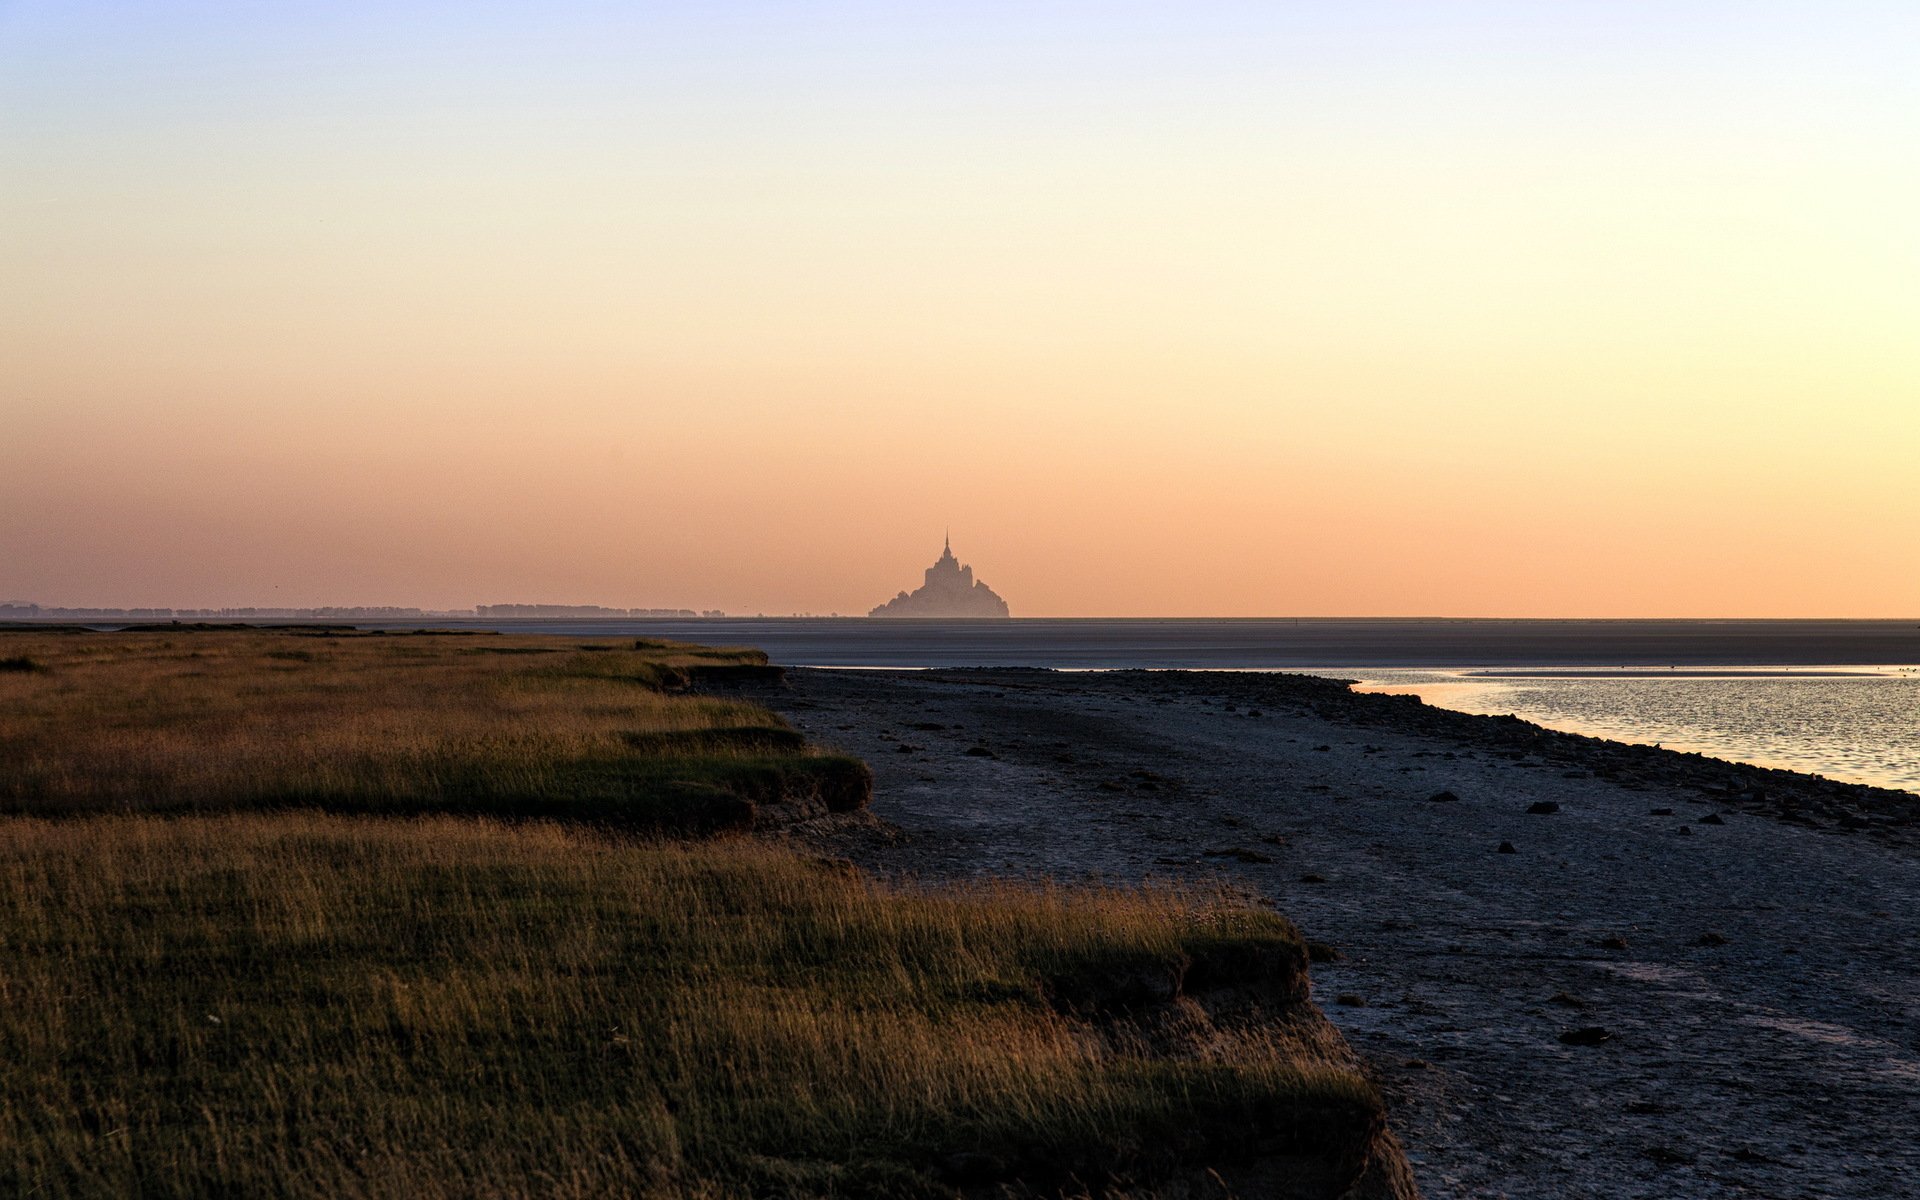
[0, 628, 866, 831]
[0, 629, 1396, 1198]
[0, 814, 1378, 1198]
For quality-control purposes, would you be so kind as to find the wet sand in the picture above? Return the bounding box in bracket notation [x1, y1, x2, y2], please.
[772, 668, 1920, 1200]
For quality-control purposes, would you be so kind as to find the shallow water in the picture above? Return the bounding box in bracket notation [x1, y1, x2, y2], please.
[1350, 667, 1920, 793]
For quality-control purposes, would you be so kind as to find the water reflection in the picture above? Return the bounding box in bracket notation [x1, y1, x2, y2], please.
[1346, 667, 1920, 794]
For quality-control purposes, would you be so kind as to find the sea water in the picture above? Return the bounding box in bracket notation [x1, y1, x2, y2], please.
[1348, 668, 1920, 794]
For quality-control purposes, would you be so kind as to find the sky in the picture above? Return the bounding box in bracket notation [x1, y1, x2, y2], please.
[3, 2, 1916, 616]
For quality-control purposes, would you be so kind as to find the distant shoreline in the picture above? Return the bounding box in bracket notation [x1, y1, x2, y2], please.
[10, 615, 1917, 668]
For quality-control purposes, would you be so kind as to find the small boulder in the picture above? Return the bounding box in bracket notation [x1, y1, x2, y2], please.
[1699, 813, 1725, 825]
[1693, 931, 1729, 947]
[1648, 807, 1675, 816]
[1527, 801, 1561, 815]
[1497, 841, 1518, 854]
[1428, 790, 1461, 804]
[963, 745, 997, 759]
[1559, 1026, 1613, 1046]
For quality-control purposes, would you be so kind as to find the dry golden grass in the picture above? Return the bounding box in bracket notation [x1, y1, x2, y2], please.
[0, 628, 1384, 1197]
[0, 813, 1376, 1199]
[0, 629, 864, 828]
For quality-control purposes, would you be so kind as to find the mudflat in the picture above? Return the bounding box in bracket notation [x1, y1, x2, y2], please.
[775, 667, 1920, 1200]
[472, 616, 1920, 669]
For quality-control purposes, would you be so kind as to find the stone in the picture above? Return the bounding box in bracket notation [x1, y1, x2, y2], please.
[1497, 841, 1518, 854]
[1428, 790, 1461, 803]
[1527, 801, 1561, 815]
[1559, 1026, 1613, 1046]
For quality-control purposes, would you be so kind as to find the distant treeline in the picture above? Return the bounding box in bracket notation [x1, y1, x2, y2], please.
[0, 603, 727, 620]
[475, 604, 726, 618]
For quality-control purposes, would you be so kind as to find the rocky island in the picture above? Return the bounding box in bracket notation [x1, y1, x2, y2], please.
[870, 536, 1011, 617]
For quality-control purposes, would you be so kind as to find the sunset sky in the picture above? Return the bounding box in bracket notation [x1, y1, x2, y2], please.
[4, 2, 1916, 616]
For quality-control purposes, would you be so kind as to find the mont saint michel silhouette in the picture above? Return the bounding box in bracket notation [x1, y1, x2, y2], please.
[869, 535, 1011, 617]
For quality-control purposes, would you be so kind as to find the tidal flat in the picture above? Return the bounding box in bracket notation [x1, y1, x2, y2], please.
[776, 668, 1920, 1199]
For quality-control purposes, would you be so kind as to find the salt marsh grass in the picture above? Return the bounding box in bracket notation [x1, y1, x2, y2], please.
[0, 629, 863, 828]
[0, 628, 1383, 1197]
[0, 813, 1376, 1198]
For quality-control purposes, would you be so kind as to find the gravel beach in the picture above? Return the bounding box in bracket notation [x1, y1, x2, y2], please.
[771, 667, 1920, 1200]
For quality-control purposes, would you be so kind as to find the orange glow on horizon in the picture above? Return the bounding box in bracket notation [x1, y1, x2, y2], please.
[3, 4, 1915, 617]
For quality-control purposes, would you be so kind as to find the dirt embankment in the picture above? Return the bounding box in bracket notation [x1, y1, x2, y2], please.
[702, 669, 1422, 1199]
